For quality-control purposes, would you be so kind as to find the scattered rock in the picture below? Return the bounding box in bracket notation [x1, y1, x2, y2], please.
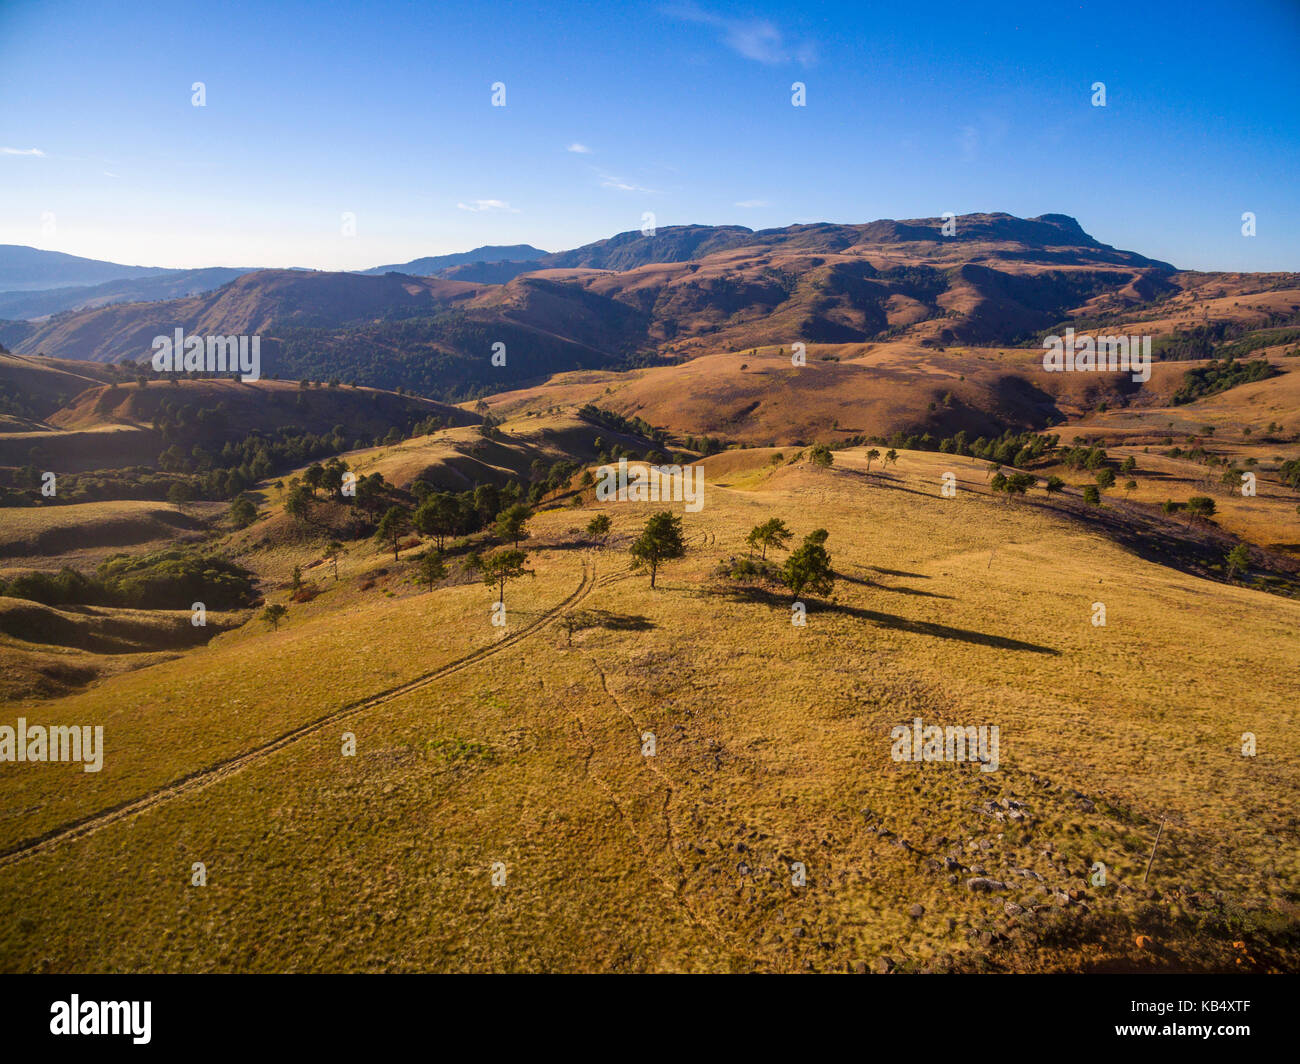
[908, 904, 925, 919]
[966, 877, 1008, 893]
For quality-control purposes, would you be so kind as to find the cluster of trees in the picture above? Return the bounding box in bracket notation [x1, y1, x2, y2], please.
[1152, 313, 1300, 361]
[0, 550, 257, 610]
[1172, 357, 1277, 405]
[577, 404, 668, 446]
[0, 466, 199, 508]
[1160, 496, 1218, 522]
[717, 517, 834, 598]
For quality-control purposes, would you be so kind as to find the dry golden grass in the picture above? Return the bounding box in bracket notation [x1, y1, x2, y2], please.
[0, 499, 210, 568]
[0, 446, 1295, 972]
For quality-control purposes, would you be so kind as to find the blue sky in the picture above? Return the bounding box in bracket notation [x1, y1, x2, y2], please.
[1, 0, 1297, 272]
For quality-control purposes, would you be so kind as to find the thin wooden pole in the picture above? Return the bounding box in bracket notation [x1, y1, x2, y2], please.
[1143, 816, 1166, 885]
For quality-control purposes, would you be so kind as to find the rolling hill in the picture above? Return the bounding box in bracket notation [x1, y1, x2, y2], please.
[4, 213, 1206, 403]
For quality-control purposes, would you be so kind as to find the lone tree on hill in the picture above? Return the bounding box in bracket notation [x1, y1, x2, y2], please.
[1185, 496, 1217, 523]
[885, 448, 899, 468]
[285, 484, 312, 525]
[630, 511, 686, 589]
[782, 528, 834, 599]
[261, 603, 287, 630]
[374, 505, 411, 561]
[418, 550, 447, 591]
[1225, 543, 1249, 583]
[586, 513, 612, 545]
[746, 517, 793, 560]
[494, 503, 533, 548]
[865, 448, 881, 471]
[325, 541, 344, 581]
[230, 496, 258, 529]
[481, 548, 533, 606]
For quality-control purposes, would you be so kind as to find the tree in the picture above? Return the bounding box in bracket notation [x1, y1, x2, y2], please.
[1225, 543, 1249, 583]
[746, 517, 793, 560]
[1045, 475, 1065, 495]
[481, 548, 533, 605]
[285, 484, 313, 525]
[808, 443, 834, 467]
[374, 506, 411, 561]
[782, 529, 833, 599]
[325, 541, 344, 581]
[630, 511, 686, 589]
[1185, 496, 1217, 522]
[585, 513, 612, 545]
[884, 448, 899, 467]
[414, 493, 459, 550]
[494, 503, 532, 548]
[1121, 456, 1137, 475]
[1082, 485, 1101, 506]
[229, 496, 257, 528]
[304, 462, 325, 497]
[865, 448, 881, 471]
[261, 603, 287, 630]
[1095, 468, 1116, 491]
[417, 550, 447, 591]
[1003, 472, 1035, 498]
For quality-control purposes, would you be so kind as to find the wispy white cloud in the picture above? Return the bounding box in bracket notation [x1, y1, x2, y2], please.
[597, 170, 659, 194]
[2, 147, 45, 156]
[456, 199, 520, 213]
[566, 142, 593, 154]
[735, 199, 770, 208]
[666, 4, 816, 66]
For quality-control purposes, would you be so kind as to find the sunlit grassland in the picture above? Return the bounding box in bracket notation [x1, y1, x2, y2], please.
[0, 448, 1296, 972]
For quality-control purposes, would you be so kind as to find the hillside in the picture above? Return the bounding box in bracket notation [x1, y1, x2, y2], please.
[5, 213, 1217, 405]
[0, 443, 1295, 973]
[0, 245, 170, 292]
[0, 267, 255, 321]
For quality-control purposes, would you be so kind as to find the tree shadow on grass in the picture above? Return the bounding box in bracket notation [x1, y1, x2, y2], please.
[838, 570, 954, 599]
[713, 584, 1058, 655]
[566, 608, 655, 633]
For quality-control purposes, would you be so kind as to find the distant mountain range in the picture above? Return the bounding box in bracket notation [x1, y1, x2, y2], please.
[0, 244, 550, 320]
[359, 245, 548, 279]
[0, 213, 1205, 404]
